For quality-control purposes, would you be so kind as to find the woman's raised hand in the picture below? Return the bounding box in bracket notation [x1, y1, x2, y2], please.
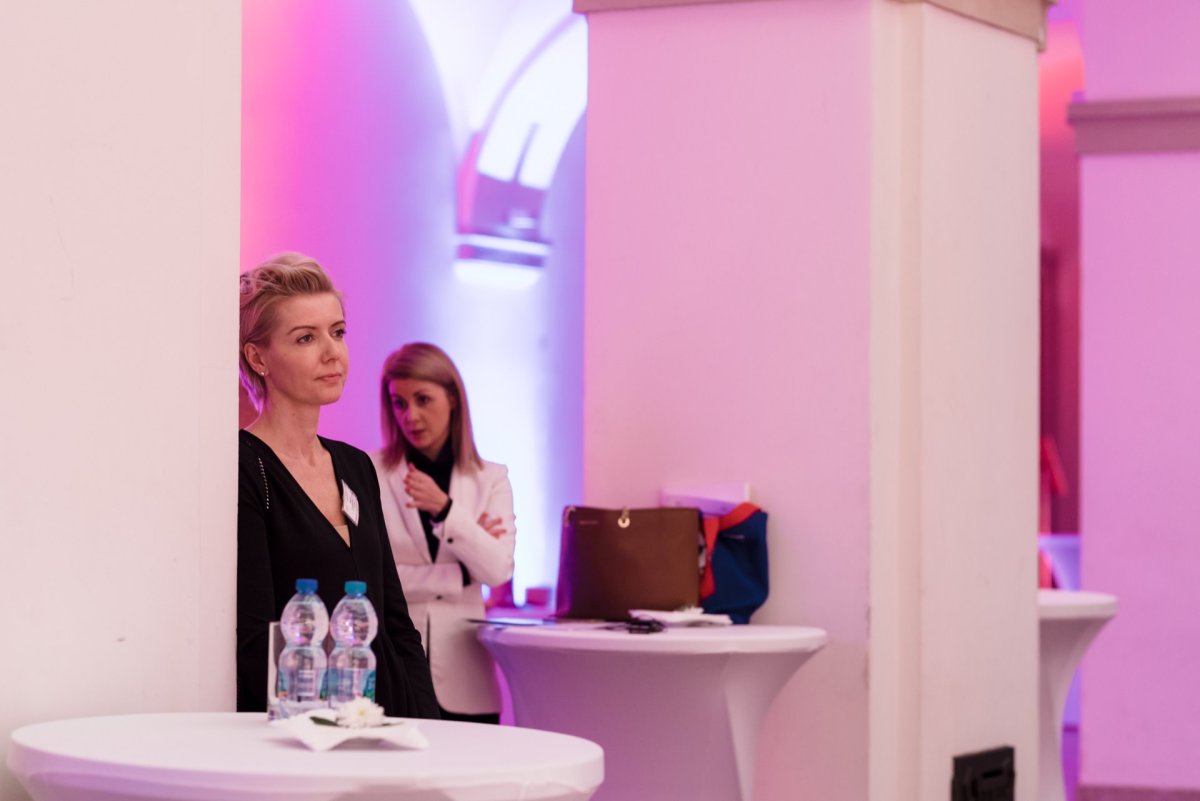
[404, 466, 450, 514]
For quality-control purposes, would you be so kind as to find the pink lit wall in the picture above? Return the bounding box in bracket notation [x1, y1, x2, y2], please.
[1081, 0, 1200, 101]
[1078, 0, 1200, 793]
[1080, 152, 1200, 790]
[241, 1, 585, 598]
[241, 0, 452, 437]
[583, 3, 871, 798]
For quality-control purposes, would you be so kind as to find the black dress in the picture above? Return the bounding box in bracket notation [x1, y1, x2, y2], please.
[237, 430, 439, 718]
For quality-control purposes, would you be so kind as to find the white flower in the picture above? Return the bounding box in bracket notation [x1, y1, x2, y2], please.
[335, 698, 386, 729]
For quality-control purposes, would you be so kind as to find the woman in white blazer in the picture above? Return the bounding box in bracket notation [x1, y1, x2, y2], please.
[371, 342, 515, 722]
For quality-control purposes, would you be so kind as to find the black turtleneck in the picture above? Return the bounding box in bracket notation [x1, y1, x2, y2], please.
[408, 441, 455, 562]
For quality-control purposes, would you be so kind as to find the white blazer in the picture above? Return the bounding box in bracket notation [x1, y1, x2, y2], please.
[370, 451, 516, 715]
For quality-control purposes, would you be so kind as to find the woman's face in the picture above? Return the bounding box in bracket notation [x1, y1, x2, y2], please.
[249, 293, 348, 410]
[388, 377, 454, 460]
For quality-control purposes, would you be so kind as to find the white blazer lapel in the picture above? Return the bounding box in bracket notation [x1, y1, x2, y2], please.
[388, 459, 432, 564]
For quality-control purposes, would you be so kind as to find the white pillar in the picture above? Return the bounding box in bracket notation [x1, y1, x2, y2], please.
[576, 1, 1042, 798]
[0, 2, 240, 798]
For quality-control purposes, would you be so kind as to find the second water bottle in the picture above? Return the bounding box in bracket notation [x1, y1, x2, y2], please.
[327, 580, 379, 704]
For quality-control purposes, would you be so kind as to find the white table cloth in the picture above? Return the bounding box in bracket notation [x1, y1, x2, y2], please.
[479, 624, 827, 801]
[8, 712, 603, 801]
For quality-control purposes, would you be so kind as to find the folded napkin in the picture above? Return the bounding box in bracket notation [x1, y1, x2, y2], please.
[270, 710, 430, 752]
[629, 608, 733, 627]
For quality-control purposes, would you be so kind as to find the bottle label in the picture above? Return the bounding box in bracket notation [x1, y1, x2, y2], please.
[278, 669, 323, 700]
[328, 668, 377, 704]
[294, 669, 318, 699]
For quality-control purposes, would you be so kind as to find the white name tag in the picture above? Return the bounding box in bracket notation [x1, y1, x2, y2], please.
[341, 481, 360, 526]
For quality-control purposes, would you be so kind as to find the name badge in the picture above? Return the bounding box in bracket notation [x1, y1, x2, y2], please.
[341, 481, 360, 526]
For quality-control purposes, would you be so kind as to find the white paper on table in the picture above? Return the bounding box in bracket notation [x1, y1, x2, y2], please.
[270, 712, 430, 752]
[629, 608, 733, 627]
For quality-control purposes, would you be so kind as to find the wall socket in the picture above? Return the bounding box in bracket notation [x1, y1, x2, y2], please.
[951, 746, 1015, 801]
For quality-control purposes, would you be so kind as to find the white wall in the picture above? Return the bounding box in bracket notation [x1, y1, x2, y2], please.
[0, 2, 240, 798]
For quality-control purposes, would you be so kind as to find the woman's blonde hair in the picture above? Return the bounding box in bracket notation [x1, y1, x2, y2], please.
[379, 343, 482, 472]
[239, 253, 341, 409]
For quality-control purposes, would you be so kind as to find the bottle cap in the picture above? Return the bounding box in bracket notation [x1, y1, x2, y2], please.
[344, 580, 367, 595]
[295, 578, 318, 594]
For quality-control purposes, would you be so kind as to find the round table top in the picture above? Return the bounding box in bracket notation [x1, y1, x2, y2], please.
[9, 712, 603, 800]
[477, 623, 829, 654]
[1038, 589, 1119, 621]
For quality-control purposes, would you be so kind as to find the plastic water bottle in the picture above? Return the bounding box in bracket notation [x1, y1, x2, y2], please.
[276, 578, 329, 719]
[327, 581, 378, 705]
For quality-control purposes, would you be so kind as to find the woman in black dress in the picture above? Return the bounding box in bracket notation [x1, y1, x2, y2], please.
[237, 253, 438, 718]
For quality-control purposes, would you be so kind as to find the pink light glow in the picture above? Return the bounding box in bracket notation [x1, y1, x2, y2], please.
[241, 0, 585, 601]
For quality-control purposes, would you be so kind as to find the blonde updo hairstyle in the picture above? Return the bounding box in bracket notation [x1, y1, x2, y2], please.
[379, 343, 483, 472]
[239, 253, 341, 410]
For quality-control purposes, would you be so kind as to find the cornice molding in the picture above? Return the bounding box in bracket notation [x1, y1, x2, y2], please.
[894, 0, 1049, 44]
[574, 0, 1053, 45]
[1069, 96, 1200, 155]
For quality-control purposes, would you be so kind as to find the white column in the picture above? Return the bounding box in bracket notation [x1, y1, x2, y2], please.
[577, 1, 1042, 799]
[0, 2, 240, 799]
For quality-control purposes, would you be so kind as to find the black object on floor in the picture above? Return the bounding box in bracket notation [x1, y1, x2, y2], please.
[951, 745, 1015, 801]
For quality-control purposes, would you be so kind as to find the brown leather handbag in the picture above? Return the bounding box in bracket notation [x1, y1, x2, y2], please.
[555, 505, 703, 620]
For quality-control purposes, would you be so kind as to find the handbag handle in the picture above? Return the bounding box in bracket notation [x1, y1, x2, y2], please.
[563, 505, 632, 528]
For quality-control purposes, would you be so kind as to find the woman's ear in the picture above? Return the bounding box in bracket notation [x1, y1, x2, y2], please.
[244, 343, 267, 376]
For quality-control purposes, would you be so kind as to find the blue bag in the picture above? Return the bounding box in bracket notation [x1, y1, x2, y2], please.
[699, 503, 769, 624]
